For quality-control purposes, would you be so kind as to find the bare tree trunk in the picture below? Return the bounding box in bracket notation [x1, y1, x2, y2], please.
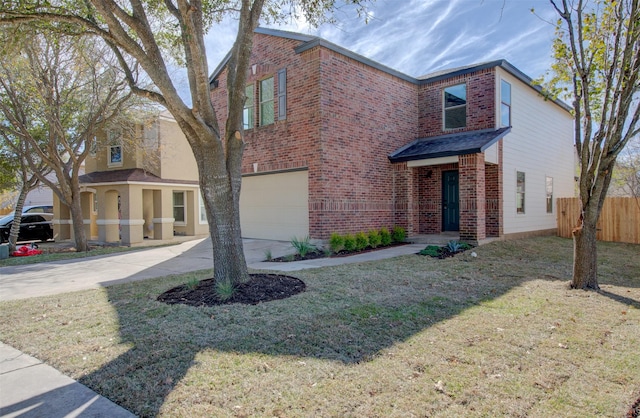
[7, 184, 28, 253]
[192, 128, 250, 287]
[571, 212, 599, 290]
[68, 190, 88, 252]
[205, 180, 249, 287]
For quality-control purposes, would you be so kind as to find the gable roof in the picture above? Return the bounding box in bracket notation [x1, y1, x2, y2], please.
[209, 27, 571, 113]
[388, 127, 512, 163]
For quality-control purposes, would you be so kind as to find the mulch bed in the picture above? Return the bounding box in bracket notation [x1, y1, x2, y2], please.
[269, 242, 407, 262]
[157, 273, 306, 307]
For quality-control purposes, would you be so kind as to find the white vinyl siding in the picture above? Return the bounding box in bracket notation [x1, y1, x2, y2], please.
[498, 68, 575, 235]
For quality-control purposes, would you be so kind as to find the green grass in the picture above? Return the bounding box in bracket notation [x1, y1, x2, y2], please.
[0, 236, 639, 417]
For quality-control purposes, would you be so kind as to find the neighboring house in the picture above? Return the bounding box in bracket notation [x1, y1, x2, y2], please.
[53, 111, 209, 245]
[1, 172, 57, 216]
[208, 28, 575, 243]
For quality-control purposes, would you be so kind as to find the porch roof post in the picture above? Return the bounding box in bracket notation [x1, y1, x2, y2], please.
[458, 153, 486, 243]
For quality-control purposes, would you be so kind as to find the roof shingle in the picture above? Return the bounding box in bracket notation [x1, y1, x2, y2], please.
[388, 127, 511, 163]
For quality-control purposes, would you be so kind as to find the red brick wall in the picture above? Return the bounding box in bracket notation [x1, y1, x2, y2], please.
[459, 153, 487, 241]
[211, 33, 419, 239]
[418, 68, 496, 137]
[312, 48, 419, 237]
[210, 33, 502, 240]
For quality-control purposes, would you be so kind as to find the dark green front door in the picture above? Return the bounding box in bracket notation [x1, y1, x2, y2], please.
[442, 171, 459, 231]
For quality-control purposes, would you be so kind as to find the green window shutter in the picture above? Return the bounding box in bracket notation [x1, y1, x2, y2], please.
[277, 68, 286, 120]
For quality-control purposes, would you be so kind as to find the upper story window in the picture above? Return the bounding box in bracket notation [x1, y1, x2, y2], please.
[501, 80, 512, 127]
[108, 145, 122, 167]
[444, 83, 466, 129]
[243, 85, 254, 130]
[107, 129, 122, 167]
[260, 77, 274, 126]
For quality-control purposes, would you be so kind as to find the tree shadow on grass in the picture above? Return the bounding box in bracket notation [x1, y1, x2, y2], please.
[68, 237, 640, 417]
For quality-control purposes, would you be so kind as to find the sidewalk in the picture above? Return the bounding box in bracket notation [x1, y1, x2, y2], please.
[0, 238, 425, 417]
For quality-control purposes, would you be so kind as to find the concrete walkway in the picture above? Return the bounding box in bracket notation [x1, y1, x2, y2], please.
[0, 237, 425, 417]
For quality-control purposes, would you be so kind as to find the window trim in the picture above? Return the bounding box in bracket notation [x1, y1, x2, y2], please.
[173, 191, 186, 226]
[108, 145, 123, 167]
[443, 83, 467, 130]
[501, 79, 511, 127]
[516, 171, 526, 214]
[243, 84, 254, 130]
[259, 76, 274, 126]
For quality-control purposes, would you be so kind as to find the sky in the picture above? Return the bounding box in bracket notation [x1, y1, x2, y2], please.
[199, 0, 561, 87]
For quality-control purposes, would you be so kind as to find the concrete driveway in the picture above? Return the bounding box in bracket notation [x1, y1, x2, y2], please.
[0, 238, 295, 301]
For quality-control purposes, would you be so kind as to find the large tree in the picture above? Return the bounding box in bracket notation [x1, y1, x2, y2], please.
[0, 28, 137, 252]
[547, 0, 639, 289]
[0, 0, 368, 294]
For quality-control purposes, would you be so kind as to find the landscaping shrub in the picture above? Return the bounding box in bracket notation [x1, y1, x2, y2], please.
[418, 245, 441, 257]
[354, 232, 369, 251]
[368, 230, 381, 248]
[329, 233, 345, 253]
[446, 240, 462, 253]
[343, 234, 356, 252]
[379, 227, 392, 246]
[391, 226, 406, 243]
[215, 280, 235, 300]
[419, 241, 473, 258]
[290, 236, 317, 258]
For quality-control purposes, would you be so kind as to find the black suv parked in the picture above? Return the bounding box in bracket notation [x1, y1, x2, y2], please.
[0, 213, 54, 243]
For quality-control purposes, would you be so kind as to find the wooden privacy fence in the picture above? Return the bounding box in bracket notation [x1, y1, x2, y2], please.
[557, 197, 640, 244]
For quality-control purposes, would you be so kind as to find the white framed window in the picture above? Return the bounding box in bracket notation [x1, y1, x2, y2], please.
[444, 83, 466, 129]
[107, 129, 122, 167]
[546, 176, 554, 213]
[243, 84, 254, 130]
[173, 191, 185, 225]
[108, 145, 123, 167]
[92, 193, 98, 215]
[199, 192, 207, 224]
[260, 77, 274, 126]
[501, 80, 511, 127]
[516, 171, 526, 214]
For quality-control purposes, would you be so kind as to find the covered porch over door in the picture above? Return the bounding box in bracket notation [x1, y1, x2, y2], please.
[389, 127, 509, 244]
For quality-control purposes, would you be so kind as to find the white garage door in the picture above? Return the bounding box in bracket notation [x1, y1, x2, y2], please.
[240, 170, 309, 241]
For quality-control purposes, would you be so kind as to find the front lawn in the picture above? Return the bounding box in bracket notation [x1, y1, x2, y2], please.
[0, 236, 638, 417]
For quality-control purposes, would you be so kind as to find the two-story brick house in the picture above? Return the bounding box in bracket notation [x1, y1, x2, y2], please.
[209, 28, 575, 243]
[53, 111, 209, 245]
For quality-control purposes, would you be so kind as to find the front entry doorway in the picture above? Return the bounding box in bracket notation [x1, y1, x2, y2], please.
[442, 170, 460, 231]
